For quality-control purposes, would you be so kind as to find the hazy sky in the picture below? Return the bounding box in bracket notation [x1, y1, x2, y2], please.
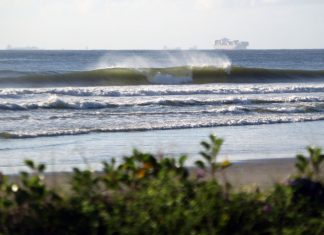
[1, 0, 324, 49]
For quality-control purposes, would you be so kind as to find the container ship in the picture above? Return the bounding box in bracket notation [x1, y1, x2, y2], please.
[214, 38, 249, 50]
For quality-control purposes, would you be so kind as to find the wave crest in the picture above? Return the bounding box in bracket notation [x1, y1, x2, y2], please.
[2, 115, 324, 139]
[1, 95, 324, 110]
[2, 84, 324, 98]
[0, 66, 324, 88]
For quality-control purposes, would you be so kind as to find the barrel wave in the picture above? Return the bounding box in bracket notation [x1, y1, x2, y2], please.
[1, 66, 324, 88]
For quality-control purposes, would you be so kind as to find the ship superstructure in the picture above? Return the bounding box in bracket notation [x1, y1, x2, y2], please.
[214, 38, 249, 50]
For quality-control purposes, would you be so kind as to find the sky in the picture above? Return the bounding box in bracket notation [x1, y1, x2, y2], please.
[0, 0, 324, 49]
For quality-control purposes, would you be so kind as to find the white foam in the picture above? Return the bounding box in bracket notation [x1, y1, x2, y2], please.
[3, 114, 324, 139]
[2, 84, 324, 98]
[1, 94, 324, 111]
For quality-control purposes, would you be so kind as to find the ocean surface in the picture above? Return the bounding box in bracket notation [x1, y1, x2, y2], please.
[1, 49, 324, 173]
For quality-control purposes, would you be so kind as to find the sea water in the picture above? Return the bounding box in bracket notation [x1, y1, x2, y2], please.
[0, 50, 324, 173]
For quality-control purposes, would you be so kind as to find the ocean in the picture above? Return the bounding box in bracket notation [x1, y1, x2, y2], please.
[1, 49, 324, 173]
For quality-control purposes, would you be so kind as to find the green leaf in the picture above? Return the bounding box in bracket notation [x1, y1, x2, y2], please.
[201, 141, 210, 150]
[200, 152, 211, 162]
[24, 159, 35, 169]
[195, 160, 205, 169]
[38, 163, 46, 172]
[296, 154, 307, 163]
[295, 162, 305, 173]
[319, 154, 324, 164]
[179, 155, 187, 166]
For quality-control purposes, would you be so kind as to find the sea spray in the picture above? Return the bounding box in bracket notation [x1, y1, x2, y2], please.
[93, 51, 231, 85]
[94, 51, 231, 70]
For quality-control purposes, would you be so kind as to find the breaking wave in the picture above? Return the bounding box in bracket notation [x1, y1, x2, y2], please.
[1, 95, 324, 110]
[0, 66, 324, 88]
[2, 115, 324, 139]
[2, 84, 324, 98]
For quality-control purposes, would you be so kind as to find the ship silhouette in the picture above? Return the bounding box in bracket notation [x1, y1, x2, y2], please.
[214, 38, 249, 50]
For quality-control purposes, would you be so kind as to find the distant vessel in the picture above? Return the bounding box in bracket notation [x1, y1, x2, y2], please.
[6, 45, 39, 50]
[214, 38, 249, 50]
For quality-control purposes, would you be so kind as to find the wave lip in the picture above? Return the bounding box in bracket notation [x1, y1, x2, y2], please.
[1, 66, 324, 88]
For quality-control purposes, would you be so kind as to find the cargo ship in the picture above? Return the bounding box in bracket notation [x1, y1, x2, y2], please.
[214, 38, 249, 50]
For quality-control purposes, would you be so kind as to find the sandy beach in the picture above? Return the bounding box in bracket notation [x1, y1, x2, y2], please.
[6, 158, 302, 190]
[216, 158, 296, 189]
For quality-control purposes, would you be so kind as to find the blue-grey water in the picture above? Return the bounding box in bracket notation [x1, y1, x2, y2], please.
[1, 49, 324, 173]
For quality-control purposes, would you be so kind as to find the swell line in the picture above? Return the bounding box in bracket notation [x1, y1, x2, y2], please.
[2, 84, 324, 98]
[1, 96, 324, 110]
[1, 66, 324, 88]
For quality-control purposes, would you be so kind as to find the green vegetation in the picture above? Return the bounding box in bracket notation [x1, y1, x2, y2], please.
[0, 135, 323, 235]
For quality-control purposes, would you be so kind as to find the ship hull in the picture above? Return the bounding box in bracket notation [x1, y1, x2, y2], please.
[214, 45, 248, 50]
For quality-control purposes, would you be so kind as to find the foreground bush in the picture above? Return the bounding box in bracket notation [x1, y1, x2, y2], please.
[0, 135, 323, 235]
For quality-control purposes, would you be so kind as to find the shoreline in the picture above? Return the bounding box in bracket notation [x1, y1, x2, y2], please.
[2, 120, 324, 175]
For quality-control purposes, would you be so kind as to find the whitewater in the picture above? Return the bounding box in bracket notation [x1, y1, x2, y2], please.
[1, 49, 324, 173]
